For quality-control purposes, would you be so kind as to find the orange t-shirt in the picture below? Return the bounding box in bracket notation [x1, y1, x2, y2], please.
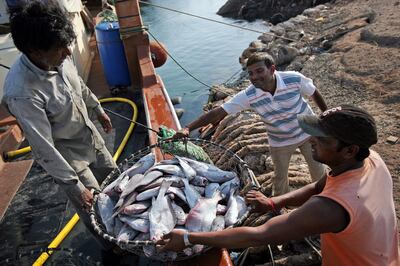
[317, 150, 399, 266]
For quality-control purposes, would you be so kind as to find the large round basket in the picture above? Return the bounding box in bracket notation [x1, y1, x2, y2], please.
[90, 138, 259, 261]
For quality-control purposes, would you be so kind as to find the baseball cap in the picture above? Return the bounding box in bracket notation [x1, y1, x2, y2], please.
[297, 105, 378, 148]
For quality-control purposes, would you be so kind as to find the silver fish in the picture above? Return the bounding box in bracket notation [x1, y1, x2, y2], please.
[225, 188, 239, 227]
[217, 204, 227, 215]
[143, 245, 177, 261]
[168, 193, 176, 201]
[113, 191, 138, 217]
[168, 186, 187, 203]
[118, 171, 163, 213]
[122, 200, 151, 215]
[236, 195, 249, 219]
[186, 191, 222, 232]
[134, 232, 149, 241]
[136, 176, 184, 192]
[147, 164, 184, 177]
[171, 201, 187, 225]
[149, 181, 176, 241]
[119, 216, 150, 233]
[117, 224, 139, 242]
[182, 157, 237, 183]
[192, 245, 205, 254]
[136, 187, 161, 202]
[97, 193, 115, 234]
[182, 178, 201, 209]
[113, 218, 124, 236]
[125, 211, 149, 220]
[219, 177, 240, 198]
[205, 183, 220, 198]
[157, 158, 179, 165]
[137, 184, 186, 202]
[211, 215, 225, 232]
[192, 185, 205, 196]
[176, 156, 196, 180]
[114, 174, 130, 193]
[103, 171, 126, 196]
[119, 174, 144, 199]
[190, 176, 209, 187]
[126, 153, 155, 177]
[183, 247, 194, 256]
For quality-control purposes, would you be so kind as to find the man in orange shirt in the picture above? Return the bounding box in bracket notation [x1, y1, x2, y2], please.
[157, 105, 399, 265]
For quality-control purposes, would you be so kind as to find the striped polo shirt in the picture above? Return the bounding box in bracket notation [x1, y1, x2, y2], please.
[221, 71, 316, 147]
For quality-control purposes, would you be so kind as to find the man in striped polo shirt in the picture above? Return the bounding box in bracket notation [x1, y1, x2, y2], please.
[175, 52, 328, 196]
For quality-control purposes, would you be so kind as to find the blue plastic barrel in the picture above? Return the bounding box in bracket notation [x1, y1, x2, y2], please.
[6, 0, 26, 9]
[95, 22, 131, 87]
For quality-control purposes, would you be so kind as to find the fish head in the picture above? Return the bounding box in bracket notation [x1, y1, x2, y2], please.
[168, 193, 175, 200]
[194, 176, 208, 186]
[150, 228, 169, 242]
[212, 190, 223, 202]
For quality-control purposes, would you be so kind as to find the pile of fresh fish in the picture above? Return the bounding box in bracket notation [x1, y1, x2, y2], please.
[96, 153, 249, 260]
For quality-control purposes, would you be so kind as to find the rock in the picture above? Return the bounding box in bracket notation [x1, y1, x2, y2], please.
[280, 20, 296, 31]
[290, 14, 308, 24]
[360, 29, 400, 47]
[270, 25, 286, 36]
[321, 39, 333, 50]
[240, 42, 269, 66]
[269, 45, 299, 66]
[242, 8, 259, 21]
[285, 30, 303, 41]
[217, 0, 243, 16]
[386, 136, 398, 144]
[174, 108, 184, 119]
[287, 60, 305, 72]
[303, 7, 321, 17]
[211, 85, 234, 102]
[270, 13, 285, 25]
[239, 56, 247, 67]
[170, 96, 182, 105]
[241, 47, 259, 59]
[258, 33, 275, 43]
[249, 40, 268, 49]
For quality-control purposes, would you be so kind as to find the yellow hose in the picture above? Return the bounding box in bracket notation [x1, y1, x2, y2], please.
[32, 214, 80, 265]
[99, 97, 138, 162]
[4, 146, 32, 160]
[32, 97, 138, 266]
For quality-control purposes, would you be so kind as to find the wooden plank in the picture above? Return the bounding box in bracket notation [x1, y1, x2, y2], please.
[0, 105, 17, 127]
[0, 159, 33, 220]
[114, 0, 142, 29]
[137, 44, 158, 87]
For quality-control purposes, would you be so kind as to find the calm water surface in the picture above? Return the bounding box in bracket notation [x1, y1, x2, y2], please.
[141, 0, 266, 126]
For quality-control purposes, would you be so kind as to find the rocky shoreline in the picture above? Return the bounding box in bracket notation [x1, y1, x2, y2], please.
[202, 0, 399, 263]
[217, 0, 332, 23]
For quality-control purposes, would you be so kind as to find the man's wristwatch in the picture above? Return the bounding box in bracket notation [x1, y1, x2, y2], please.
[183, 231, 192, 247]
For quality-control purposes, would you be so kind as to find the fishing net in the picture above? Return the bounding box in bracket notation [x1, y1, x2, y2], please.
[90, 138, 259, 262]
[157, 126, 213, 163]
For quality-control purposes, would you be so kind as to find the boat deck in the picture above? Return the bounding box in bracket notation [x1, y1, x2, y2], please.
[0, 44, 152, 265]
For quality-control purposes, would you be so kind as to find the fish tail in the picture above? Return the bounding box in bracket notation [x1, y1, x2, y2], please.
[212, 190, 223, 202]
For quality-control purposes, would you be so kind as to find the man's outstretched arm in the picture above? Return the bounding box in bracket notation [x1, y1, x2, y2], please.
[158, 194, 348, 251]
[175, 107, 228, 138]
[246, 174, 327, 213]
[311, 89, 328, 112]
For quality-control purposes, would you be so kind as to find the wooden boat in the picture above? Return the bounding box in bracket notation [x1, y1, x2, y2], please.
[0, 0, 233, 265]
